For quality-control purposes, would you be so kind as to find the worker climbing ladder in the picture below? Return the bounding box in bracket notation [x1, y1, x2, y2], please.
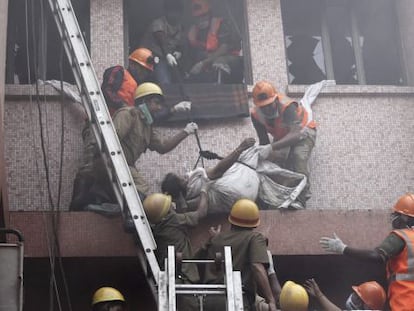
[158, 246, 244, 311]
[46, 0, 160, 295]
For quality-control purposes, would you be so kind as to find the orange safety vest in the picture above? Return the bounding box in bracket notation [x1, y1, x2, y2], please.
[108, 70, 137, 116]
[250, 94, 317, 141]
[387, 229, 414, 311]
[188, 17, 223, 52]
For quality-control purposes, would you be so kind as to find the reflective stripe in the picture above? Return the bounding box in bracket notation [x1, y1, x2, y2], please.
[389, 273, 414, 282]
[398, 230, 414, 274]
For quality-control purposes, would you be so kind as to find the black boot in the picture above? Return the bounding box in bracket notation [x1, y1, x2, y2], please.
[69, 174, 94, 211]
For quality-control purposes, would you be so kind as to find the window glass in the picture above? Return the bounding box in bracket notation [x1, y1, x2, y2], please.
[5, 0, 90, 85]
[281, 0, 405, 85]
[281, 0, 327, 84]
[354, 0, 404, 85]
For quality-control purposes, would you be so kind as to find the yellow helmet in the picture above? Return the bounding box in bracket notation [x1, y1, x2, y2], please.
[143, 193, 172, 223]
[228, 199, 260, 228]
[128, 48, 155, 71]
[134, 82, 164, 100]
[279, 281, 309, 311]
[92, 287, 125, 305]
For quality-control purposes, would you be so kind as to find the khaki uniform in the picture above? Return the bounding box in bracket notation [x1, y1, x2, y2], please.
[202, 227, 269, 310]
[112, 106, 164, 195]
[152, 209, 200, 311]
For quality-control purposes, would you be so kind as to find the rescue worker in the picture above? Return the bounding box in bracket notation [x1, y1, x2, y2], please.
[304, 278, 386, 311]
[320, 193, 414, 311]
[112, 82, 197, 196]
[70, 48, 157, 211]
[91, 287, 126, 311]
[186, 0, 243, 83]
[143, 191, 208, 310]
[141, 0, 185, 84]
[279, 281, 309, 311]
[251, 80, 317, 207]
[200, 199, 277, 311]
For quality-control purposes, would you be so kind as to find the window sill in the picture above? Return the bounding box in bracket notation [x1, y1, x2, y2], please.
[285, 84, 414, 96]
[5, 84, 77, 99]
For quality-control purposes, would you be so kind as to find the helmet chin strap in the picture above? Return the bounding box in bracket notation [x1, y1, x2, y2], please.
[137, 103, 154, 125]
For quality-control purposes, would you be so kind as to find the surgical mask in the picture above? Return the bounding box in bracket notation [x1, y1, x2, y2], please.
[345, 293, 365, 310]
[138, 103, 154, 125]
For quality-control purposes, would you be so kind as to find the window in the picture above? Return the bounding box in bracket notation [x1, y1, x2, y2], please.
[6, 0, 90, 84]
[281, 0, 406, 86]
[124, 0, 252, 84]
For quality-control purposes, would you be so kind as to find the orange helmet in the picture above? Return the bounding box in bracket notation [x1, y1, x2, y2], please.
[252, 80, 278, 107]
[128, 48, 155, 71]
[228, 199, 260, 228]
[191, 0, 210, 17]
[352, 281, 386, 310]
[393, 193, 414, 217]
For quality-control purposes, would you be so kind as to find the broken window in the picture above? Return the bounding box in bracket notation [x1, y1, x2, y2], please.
[124, 0, 252, 85]
[281, 0, 406, 85]
[6, 0, 90, 85]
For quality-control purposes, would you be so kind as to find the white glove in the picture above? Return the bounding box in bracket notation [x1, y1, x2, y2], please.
[258, 144, 273, 160]
[212, 62, 231, 74]
[183, 122, 198, 135]
[189, 61, 204, 75]
[319, 233, 347, 254]
[166, 53, 178, 67]
[172, 51, 182, 60]
[174, 101, 191, 112]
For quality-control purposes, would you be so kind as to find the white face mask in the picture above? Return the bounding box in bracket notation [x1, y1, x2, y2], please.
[345, 293, 365, 310]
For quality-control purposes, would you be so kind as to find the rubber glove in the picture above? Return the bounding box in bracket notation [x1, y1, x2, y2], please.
[319, 233, 347, 254]
[183, 122, 198, 135]
[174, 101, 191, 112]
[258, 144, 273, 160]
[189, 61, 204, 75]
[166, 53, 178, 67]
[172, 51, 182, 60]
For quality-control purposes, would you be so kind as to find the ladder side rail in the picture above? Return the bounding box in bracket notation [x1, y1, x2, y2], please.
[224, 246, 236, 311]
[232, 271, 244, 311]
[158, 270, 168, 311]
[167, 246, 177, 311]
[47, 0, 160, 280]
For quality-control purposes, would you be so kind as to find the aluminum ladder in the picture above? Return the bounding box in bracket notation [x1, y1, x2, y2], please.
[158, 245, 244, 311]
[46, 0, 160, 297]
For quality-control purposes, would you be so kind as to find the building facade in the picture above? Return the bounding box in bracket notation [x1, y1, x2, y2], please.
[1, 0, 414, 309]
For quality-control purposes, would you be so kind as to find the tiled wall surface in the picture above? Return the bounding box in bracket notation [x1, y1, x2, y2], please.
[4, 0, 414, 211]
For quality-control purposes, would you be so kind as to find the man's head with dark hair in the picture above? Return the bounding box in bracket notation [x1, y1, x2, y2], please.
[161, 173, 187, 199]
[164, 0, 183, 26]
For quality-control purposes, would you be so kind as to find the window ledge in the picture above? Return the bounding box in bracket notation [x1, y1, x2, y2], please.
[5, 84, 78, 99]
[286, 84, 414, 96]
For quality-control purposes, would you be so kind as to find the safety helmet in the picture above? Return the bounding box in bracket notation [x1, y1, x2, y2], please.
[393, 193, 414, 217]
[352, 281, 386, 310]
[228, 199, 260, 228]
[134, 82, 164, 100]
[143, 193, 172, 223]
[191, 0, 210, 17]
[92, 287, 125, 306]
[252, 80, 278, 107]
[279, 281, 309, 311]
[128, 48, 156, 71]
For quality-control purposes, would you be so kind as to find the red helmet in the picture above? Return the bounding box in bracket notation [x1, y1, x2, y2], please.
[352, 281, 386, 310]
[128, 48, 155, 71]
[252, 80, 278, 107]
[393, 193, 414, 217]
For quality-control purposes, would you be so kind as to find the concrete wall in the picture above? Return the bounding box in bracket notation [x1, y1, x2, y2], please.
[3, 0, 414, 213]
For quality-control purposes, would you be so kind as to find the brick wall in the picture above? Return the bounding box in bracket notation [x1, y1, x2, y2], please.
[4, 0, 414, 212]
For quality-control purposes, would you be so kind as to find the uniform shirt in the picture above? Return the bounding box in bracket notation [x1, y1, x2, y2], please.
[252, 104, 299, 145]
[376, 232, 406, 260]
[203, 227, 269, 296]
[141, 16, 183, 57]
[112, 107, 164, 165]
[152, 209, 200, 283]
